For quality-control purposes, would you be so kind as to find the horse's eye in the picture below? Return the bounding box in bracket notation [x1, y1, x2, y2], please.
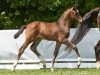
[75, 12, 80, 16]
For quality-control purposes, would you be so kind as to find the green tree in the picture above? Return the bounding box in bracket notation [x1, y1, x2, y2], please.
[0, 0, 100, 29]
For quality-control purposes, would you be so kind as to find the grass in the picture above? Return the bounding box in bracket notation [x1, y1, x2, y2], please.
[0, 68, 100, 75]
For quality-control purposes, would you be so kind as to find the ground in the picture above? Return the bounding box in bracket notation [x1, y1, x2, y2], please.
[0, 68, 100, 75]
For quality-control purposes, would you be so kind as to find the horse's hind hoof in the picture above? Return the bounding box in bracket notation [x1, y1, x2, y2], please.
[43, 65, 46, 68]
[77, 65, 80, 68]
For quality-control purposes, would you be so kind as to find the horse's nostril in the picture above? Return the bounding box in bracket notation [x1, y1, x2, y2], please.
[79, 19, 82, 23]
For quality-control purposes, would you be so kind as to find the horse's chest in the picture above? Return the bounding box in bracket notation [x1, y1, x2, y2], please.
[59, 29, 70, 38]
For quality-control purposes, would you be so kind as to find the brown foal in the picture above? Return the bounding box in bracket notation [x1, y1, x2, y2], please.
[12, 5, 82, 71]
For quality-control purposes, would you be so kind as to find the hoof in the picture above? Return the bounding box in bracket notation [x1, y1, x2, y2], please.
[43, 65, 46, 68]
[96, 66, 100, 70]
[97, 67, 99, 70]
[11, 67, 15, 72]
[11, 69, 15, 72]
[96, 61, 100, 70]
[50, 68, 54, 72]
[77, 64, 80, 68]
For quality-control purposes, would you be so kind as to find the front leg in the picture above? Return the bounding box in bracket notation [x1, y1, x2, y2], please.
[62, 38, 81, 68]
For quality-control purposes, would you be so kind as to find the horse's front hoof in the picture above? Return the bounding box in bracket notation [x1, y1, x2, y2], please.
[97, 67, 100, 70]
[77, 65, 79, 68]
[77, 64, 80, 68]
[11, 67, 15, 72]
[11, 69, 15, 72]
[50, 68, 54, 72]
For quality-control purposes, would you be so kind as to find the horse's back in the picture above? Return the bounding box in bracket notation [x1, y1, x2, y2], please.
[25, 21, 58, 38]
[26, 21, 57, 28]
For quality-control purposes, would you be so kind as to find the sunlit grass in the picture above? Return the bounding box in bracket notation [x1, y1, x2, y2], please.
[0, 68, 100, 75]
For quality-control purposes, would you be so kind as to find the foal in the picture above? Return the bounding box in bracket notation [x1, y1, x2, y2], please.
[12, 5, 82, 71]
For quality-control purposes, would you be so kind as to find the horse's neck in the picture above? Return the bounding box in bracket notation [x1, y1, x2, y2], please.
[58, 11, 71, 30]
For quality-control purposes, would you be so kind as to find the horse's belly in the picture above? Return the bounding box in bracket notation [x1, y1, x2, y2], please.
[39, 33, 58, 41]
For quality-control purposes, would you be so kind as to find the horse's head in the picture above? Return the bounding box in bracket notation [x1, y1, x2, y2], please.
[70, 4, 82, 23]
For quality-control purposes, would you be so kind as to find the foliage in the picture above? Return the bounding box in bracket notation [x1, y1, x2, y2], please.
[0, 0, 100, 29]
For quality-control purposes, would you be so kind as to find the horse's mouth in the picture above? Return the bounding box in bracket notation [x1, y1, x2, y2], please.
[79, 19, 82, 23]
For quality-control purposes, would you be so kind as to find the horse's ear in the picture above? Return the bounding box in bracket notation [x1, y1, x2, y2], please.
[73, 4, 78, 10]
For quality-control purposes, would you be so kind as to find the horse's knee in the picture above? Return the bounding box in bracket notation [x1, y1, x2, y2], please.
[30, 39, 41, 50]
[30, 44, 33, 50]
[30, 44, 37, 51]
[72, 45, 78, 51]
[30, 42, 36, 50]
[68, 44, 76, 50]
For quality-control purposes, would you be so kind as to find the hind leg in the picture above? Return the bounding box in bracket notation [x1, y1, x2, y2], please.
[30, 39, 46, 68]
[12, 40, 31, 71]
[51, 42, 61, 70]
[62, 38, 81, 68]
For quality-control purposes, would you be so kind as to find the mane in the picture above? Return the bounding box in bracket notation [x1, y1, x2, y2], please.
[65, 8, 100, 51]
[58, 8, 71, 24]
[98, 12, 100, 16]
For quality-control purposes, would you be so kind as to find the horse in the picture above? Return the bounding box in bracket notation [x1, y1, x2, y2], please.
[94, 40, 100, 69]
[65, 7, 100, 51]
[11, 5, 82, 71]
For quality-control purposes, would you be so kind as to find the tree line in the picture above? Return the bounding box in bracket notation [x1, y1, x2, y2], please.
[0, 0, 100, 29]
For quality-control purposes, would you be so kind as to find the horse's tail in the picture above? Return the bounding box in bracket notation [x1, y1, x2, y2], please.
[14, 25, 27, 39]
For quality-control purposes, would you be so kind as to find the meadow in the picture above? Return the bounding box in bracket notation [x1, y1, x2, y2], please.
[0, 68, 100, 75]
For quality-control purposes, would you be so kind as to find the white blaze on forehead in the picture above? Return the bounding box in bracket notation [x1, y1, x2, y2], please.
[98, 12, 100, 16]
[77, 10, 79, 13]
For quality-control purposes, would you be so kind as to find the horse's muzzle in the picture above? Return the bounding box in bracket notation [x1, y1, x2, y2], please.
[79, 18, 82, 23]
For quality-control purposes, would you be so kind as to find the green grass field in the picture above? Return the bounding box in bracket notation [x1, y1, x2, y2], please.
[0, 68, 100, 75]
